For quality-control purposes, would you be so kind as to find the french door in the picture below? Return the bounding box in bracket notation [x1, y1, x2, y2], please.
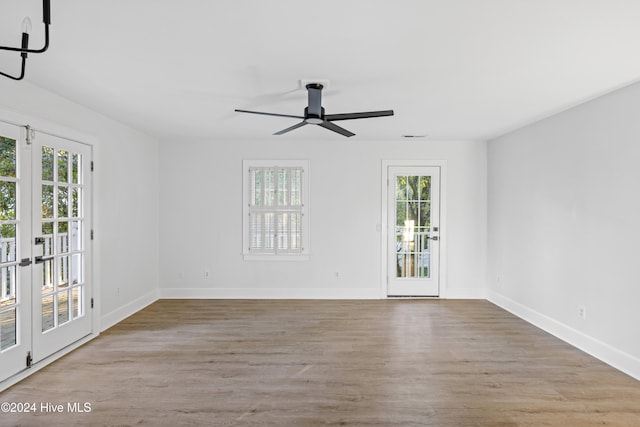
[0, 122, 92, 383]
[0, 122, 31, 382]
[387, 166, 440, 297]
[31, 132, 92, 362]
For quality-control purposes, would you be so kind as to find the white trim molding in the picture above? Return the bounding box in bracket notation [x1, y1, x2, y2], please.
[159, 287, 379, 300]
[100, 289, 159, 332]
[444, 287, 487, 299]
[488, 291, 640, 381]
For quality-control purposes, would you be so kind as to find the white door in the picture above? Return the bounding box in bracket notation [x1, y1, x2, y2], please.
[0, 123, 92, 383]
[387, 166, 440, 296]
[31, 133, 92, 363]
[0, 123, 32, 381]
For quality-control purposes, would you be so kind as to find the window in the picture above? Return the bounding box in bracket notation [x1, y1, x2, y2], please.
[243, 160, 309, 260]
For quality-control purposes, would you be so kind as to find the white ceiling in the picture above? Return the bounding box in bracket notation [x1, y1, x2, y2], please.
[2, 0, 640, 141]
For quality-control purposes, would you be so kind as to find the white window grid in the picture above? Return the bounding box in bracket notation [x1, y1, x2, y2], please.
[248, 166, 304, 254]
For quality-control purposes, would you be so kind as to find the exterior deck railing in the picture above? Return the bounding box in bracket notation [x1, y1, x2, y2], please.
[0, 233, 73, 301]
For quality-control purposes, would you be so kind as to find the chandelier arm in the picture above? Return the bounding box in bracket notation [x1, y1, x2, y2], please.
[0, 25, 49, 54]
[0, 57, 26, 81]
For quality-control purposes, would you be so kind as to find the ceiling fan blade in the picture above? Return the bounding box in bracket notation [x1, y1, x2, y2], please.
[324, 110, 394, 121]
[235, 109, 304, 119]
[274, 121, 307, 135]
[318, 121, 355, 137]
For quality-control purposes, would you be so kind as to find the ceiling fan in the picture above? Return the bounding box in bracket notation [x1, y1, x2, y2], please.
[235, 83, 394, 137]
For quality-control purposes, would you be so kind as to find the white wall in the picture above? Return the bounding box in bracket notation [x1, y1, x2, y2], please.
[159, 138, 487, 299]
[0, 79, 160, 330]
[487, 81, 640, 379]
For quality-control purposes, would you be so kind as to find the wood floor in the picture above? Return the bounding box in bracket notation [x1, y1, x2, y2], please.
[1, 299, 639, 426]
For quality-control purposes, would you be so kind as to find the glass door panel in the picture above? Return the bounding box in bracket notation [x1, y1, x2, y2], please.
[395, 175, 432, 279]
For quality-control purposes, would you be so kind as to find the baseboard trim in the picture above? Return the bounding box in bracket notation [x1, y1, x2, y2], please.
[158, 287, 491, 300]
[442, 287, 487, 299]
[158, 287, 380, 300]
[100, 289, 159, 332]
[487, 291, 640, 381]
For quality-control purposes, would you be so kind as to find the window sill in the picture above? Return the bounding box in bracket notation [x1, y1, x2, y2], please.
[243, 254, 310, 262]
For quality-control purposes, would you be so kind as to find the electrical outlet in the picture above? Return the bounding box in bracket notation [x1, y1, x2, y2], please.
[334, 272, 340, 279]
[578, 305, 586, 320]
[204, 271, 210, 279]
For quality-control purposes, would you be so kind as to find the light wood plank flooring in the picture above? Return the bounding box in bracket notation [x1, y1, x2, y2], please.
[1, 299, 639, 426]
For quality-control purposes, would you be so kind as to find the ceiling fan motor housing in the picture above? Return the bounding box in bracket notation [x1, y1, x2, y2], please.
[304, 107, 325, 124]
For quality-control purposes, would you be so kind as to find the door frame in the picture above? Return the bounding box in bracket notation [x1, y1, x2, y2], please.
[0, 108, 99, 391]
[380, 160, 448, 299]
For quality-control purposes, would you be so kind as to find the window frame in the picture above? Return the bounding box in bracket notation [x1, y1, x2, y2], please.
[242, 160, 310, 261]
